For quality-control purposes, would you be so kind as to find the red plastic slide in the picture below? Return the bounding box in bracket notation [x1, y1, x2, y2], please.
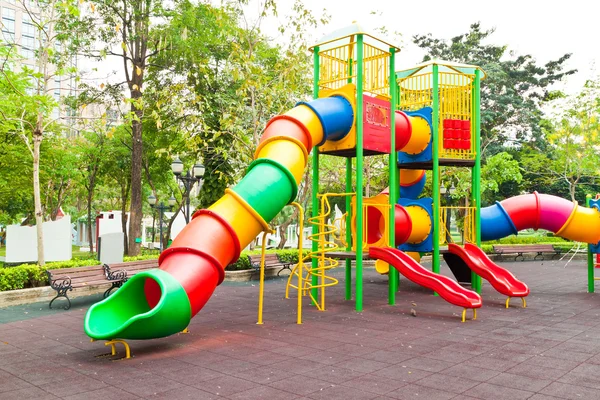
[369, 247, 482, 309]
[448, 243, 529, 299]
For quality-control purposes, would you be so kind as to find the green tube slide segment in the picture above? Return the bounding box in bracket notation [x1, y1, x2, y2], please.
[231, 159, 299, 222]
[84, 269, 191, 340]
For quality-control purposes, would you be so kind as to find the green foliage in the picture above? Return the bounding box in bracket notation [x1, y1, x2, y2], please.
[519, 78, 600, 202]
[413, 23, 576, 153]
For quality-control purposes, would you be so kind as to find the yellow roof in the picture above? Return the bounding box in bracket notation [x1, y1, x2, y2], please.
[309, 23, 401, 52]
[396, 59, 486, 79]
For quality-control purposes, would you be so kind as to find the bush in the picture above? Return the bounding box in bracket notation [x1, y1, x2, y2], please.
[225, 249, 310, 271]
[0, 254, 159, 292]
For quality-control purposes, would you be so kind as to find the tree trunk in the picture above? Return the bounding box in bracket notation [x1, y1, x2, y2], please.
[87, 179, 95, 254]
[121, 179, 130, 255]
[277, 222, 290, 249]
[127, 100, 143, 256]
[33, 130, 44, 266]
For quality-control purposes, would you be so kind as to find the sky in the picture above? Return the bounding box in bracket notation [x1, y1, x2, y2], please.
[256, 0, 599, 95]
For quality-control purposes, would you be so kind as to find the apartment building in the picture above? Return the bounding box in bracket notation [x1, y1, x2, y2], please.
[1, 0, 122, 136]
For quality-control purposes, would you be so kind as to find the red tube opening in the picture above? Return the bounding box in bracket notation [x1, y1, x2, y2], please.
[144, 278, 162, 309]
[366, 206, 384, 245]
[395, 111, 412, 151]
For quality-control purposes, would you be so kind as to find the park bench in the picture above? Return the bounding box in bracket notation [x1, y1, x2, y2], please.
[492, 244, 561, 261]
[247, 254, 292, 278]
[46, 259, 158, 310]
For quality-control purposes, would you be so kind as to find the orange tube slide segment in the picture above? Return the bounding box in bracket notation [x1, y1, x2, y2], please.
[148, 210, 241, 316]
[556, 203, 600, 244]
[261, 116, 313, 152]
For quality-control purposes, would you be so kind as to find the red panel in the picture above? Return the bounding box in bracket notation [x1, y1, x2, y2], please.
[363, 95, 392, 154]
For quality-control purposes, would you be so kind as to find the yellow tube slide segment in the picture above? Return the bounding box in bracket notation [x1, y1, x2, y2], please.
[285, 105, 324, 147]
[406, 251, 421, 262]
[402, 116, 431, 155]
[405, 205, 432, 244]
[255, 137, 308, 184]
[208, 189, 270, 247]
[556, 203, 600, 244]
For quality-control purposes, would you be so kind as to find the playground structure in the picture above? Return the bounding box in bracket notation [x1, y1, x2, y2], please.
[83, 25, 600, 345]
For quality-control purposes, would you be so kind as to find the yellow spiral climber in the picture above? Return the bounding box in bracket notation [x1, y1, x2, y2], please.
[286, 193, 354, 313]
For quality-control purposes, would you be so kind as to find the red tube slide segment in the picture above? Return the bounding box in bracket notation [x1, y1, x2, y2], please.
[448, 244, 529, 299]
[482, 192, 600, 244]
[369, 247, 482, 309]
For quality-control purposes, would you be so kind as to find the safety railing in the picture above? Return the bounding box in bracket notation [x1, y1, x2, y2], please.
[439, 206, 476, 245]
[318, 42, 390, 96]
[397, 71, 476, 160]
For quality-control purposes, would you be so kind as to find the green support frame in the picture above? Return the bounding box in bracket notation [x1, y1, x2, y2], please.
[311, 46, 320, 302]
[471, 69, 483, 293]
[587, 194, 595, 293]
[355, 34, 365, 312]
[388, 47, 398, 304]
[431, 65, 440, 290]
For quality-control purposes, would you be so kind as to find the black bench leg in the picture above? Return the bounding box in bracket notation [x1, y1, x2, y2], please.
[104, 281, 123, 298]
[49, 288, 72, 310]
[515, 253, 524, 261]
[533, 252, 544, 261]
[277, 265, 292, 277]
[552, 252, 561, 260]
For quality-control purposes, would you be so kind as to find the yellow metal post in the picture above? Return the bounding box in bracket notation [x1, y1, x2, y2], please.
[257, 231, 269, 325]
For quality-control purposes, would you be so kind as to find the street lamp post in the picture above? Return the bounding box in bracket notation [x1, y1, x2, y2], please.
[440, 183, 456, 244]
[171, 156, 205, 224]
[148, 194, 176, 252]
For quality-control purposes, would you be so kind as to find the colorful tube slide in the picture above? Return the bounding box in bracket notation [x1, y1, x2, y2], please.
[369, 247, 482, 309]
[481, 191, 600, 244]
[84, 95, 355, 340]
[447, 243, 529, 300]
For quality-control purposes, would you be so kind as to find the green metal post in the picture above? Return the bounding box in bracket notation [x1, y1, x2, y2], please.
[431, 64, 440, 293]
[388, 48, 398, 304]
[587, 194, 595, 293]
[345, 158, 352, 300]
[345, 54, 354, 301]
[311, 46, 320, 301]
[472, 70, 482, 293]
[355, 35, 364, 312]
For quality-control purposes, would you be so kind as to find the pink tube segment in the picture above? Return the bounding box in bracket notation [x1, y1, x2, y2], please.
[537, 194, 576, 232]
[499, 192, 575, 233]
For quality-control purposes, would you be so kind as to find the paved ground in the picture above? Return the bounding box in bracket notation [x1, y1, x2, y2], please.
[1, 257, 600, 399]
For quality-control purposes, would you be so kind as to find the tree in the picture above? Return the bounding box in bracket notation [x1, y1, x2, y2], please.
[85, 0, 171, 255]
[0, 1, 81, 265]
[156, 0, 325, 212]
[521, 78, 600, 201]
[413, 23, 576, 153]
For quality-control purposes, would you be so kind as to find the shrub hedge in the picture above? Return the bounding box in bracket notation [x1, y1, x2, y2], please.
[0, 254, 158, 291]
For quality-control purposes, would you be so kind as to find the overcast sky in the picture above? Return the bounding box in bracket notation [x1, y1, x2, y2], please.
[259, 0, 599, 95]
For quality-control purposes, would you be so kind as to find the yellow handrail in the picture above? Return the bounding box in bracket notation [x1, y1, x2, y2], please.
[286, 193, 354, 313]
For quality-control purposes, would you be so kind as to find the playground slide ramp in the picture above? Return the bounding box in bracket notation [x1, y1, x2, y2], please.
[369, 247, 482, 309]
[447, 243, 529, 298]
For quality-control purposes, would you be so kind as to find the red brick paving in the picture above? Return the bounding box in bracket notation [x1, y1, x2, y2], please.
[1, 258, 600, 399]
